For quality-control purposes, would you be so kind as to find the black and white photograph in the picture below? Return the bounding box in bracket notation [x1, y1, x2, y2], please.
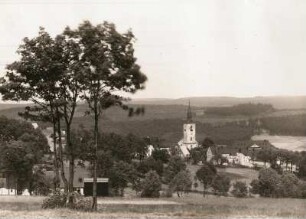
[0, 0, 305, 218]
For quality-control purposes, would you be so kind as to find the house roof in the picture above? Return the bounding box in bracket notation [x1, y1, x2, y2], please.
[84, 178, 108, 183]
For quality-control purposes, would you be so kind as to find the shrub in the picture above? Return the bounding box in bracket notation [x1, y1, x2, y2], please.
[232, 181, 248, 198]
[257, 168, 280, 197]
[250, 179, 260, 195]
[42, 190, 67, 209]
[212, 174, 231, 196]
[277, 172, 299, 198]
[70, 196, 92, 211]
[297, 181, 306, 198]
[140, 170, 162, 198]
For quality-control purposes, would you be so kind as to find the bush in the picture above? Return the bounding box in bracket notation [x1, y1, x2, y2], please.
[42, 190, 67, 209]
[70, 196, 92, 211]
[277, 172, 299, 198]
[212, 174, 231, 196]
[42, 191, 93, 211]
[232, 181, 248, 198]
[257, 168, 280, 197]
[253, 168, 306, 199]
[297, 181, 306, 198]
[140, 170, 162, 198]
[250, 179, 260, 195]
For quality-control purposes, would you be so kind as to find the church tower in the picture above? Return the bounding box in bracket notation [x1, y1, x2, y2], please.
[178, 101, 199, 157]
[183, 101, 196, 144]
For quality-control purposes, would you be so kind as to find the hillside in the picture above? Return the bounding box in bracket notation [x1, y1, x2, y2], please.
[131, 96, 306, 109]
[0, 98, 305, 147]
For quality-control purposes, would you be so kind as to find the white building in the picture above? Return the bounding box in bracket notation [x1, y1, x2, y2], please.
[221, 152, 253, 167]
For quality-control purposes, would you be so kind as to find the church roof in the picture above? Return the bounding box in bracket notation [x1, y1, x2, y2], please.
[187, 101, 192, 123]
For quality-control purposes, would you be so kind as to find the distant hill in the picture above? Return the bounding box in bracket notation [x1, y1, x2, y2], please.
[0, 98, 305, 146]
[131, 96, 306, 109]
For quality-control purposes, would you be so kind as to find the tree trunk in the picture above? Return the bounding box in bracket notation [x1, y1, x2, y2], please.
[52, 118, 60, 190]
[66, 123, 75, 203]
[92, 100, 99, 211]
[57, 113, 68, 193]
[203, 185, 206, 197]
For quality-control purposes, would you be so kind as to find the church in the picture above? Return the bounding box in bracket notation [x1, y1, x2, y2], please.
[177, 102, 199, 157]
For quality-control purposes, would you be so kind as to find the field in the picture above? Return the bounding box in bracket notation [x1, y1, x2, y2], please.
[0, 195, 306, 218]
[0, 167, 302, 219]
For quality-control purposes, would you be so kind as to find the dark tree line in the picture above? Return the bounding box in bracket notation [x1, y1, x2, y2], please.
[261, 114, 306, 136]
[205, 103, 274, 116]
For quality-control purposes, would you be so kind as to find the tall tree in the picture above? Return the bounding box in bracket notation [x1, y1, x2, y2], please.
[196, 163, 217, 196]
[0, 28, 69, 190]
[63, 21, 147, 210]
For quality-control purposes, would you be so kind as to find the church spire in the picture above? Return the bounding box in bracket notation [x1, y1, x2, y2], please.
[187, 100, 192, 123]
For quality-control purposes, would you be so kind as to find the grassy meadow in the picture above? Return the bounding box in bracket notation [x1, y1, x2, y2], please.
[0, 195, 306, 218]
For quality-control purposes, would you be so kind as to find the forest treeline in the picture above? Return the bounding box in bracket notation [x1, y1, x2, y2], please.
[205, 103, 274, 116]
[262, 114, 306, 136]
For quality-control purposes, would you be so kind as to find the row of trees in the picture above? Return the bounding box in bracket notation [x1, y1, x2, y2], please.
[0, 21, 147, 210]
[251, 168, 306, 198]
[261, 114, 306, 136]
[205, 103, 274, 116]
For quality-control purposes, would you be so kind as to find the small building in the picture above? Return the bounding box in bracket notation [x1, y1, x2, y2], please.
[83, 178, 109, 197]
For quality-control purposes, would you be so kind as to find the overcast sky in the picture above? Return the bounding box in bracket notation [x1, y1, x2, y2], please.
[0, 0, 305, 99]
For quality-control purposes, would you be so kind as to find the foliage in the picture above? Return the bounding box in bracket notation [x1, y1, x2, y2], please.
[67, 192, 92, 211]
[251, 168, 306, 198]
[137, 157, 164, 177]
[29, 166, 52, 196]
[108, 161, 138, 196]
[232, 181, 248, 198]
[257, 149, 278, 166]
[201, 137, 215, 149]
[250, 179, 260, 195]
[196, 162, 217, 196]
[0, 118, 49, 195]
[140, 170, 162, 198]
[64, 20, 147, 209]
[189, 147, 207, 164]
[42, 190, 67, 209]
[297, 181, 306, 198]
[257, 168, 280, 197]
[164, 156, 186, 184]
[211, 174, 231, 196]
[261, 114, 306, 136]
[205, 103, 274, 116]
[276, 172, 300, 198]
[169, 170, 192, 197]
[298, 153, 306, 178]
[152, 149, 170, 163]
